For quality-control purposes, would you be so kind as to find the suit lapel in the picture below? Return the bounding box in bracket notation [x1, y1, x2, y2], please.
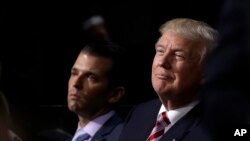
[91, 113, 122, 141]
[120, 99, 162, 141]
[140, 100, 162, 140]
[160, 103, 202, 141]
[135, 99, 162, 141]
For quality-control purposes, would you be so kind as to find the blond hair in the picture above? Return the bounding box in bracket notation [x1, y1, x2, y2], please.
[159, 18, 218, 64]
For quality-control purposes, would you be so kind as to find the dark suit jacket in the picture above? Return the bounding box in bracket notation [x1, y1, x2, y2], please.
[119, 99, 213, 141]
[67, 112, 123, 141]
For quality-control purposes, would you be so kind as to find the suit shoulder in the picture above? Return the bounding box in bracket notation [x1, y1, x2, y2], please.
[135, 99, 160, 109]
[126, 98, 160, 119]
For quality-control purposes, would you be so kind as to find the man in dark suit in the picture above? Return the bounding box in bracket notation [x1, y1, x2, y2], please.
[67, 41, 126, 141]
[119, 18, 218, 141]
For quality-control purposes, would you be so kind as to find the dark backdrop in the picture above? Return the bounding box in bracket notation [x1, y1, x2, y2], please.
[0, 1, 224, 140]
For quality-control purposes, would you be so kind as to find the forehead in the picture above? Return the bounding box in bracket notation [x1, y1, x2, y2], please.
[73, 52, 112, 73]
[156, 31, 202, 52]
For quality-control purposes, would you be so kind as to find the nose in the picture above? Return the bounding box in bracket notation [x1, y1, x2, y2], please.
[73, 76, 83, 90]
[158, 53, 171, 69]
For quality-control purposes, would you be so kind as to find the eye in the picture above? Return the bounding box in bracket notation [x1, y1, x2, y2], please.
[174, 52, 186, 60]
[155, 47, 165, 55]
[88, 74, 98, 82]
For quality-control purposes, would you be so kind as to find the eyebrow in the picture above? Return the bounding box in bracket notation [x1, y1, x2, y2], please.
[155, 44, 186, 52]
[173, 48, 186, 52]
[71, 66, 101, 76]
[155, 43, 164, 48]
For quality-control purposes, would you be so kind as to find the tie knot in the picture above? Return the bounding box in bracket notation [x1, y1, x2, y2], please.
[157, 111, 170, 126]
[74, 132, 90, 141]
[146, 112, 171, 141]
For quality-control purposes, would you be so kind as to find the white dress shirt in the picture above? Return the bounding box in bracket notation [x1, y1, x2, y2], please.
[72, 110, 115, 141]
[158, 100, 199, 133]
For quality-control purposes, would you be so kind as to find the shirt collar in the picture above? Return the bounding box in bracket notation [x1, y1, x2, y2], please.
[159, 100, 199, 125]
[76, 110, 115, 137]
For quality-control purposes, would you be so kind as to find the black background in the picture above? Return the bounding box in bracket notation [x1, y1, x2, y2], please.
[0, 1, 224, 140]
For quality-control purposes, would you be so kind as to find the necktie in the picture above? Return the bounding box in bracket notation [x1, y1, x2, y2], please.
[146, 111, 170, 141]
[74, 133, 90, 141]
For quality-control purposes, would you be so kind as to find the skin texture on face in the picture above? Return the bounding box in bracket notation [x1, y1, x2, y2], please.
[67, 51, 114, 119]
[152, 31, 203, 110]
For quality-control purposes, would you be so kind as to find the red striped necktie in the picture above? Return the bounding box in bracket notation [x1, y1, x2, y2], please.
[146, 111, 171, 141]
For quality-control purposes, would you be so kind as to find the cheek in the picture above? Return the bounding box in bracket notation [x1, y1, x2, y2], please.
[89, 82, 106, 91]
[152, 77, 166, 92]
[177, 68, 201, 85]
[151, 62, 158, 85]
[152, 56, 159, 65]
[152, 59, 158, 73]
[87, 84, 109, 98]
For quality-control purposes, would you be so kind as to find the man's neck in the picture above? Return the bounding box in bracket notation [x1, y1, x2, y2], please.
[160, 94, 199, 111]
[78, 108, 111, 128]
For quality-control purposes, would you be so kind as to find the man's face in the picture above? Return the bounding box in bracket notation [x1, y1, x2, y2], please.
[67, 51, 113, 116]
[152, 31, 203, 100]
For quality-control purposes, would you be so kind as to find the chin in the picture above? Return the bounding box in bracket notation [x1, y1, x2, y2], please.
[152, 82, 164, 92]
[68, 102, 78, 112]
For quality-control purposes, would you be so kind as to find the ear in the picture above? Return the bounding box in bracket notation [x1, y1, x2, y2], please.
[108, 87, 125, 104]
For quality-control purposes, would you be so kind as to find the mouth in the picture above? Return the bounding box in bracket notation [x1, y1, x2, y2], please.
[68, 89, 81, 100]
[155, 74, 172, 80]
[69, 92, 81, 100]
